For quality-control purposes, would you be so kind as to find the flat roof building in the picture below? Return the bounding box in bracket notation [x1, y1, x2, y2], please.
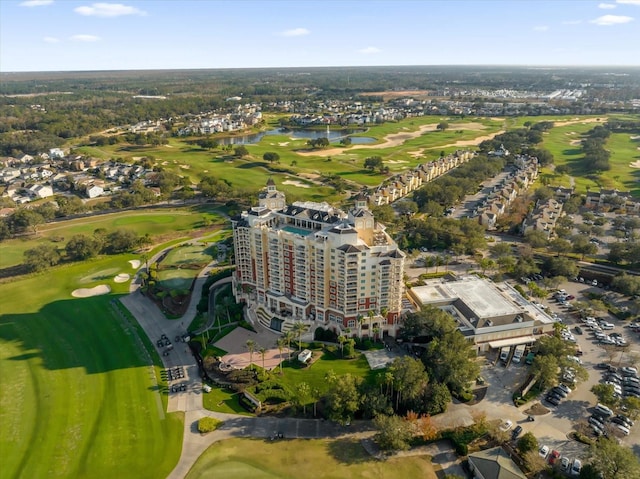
[409, 276, 555, 353]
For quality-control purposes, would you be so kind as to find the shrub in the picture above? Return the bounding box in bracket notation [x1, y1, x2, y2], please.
[198, 416, 222, 433]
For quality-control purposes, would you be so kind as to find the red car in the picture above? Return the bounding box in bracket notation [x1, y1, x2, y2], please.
[548, 450, 561, 465]
[566, 295, 575, 301]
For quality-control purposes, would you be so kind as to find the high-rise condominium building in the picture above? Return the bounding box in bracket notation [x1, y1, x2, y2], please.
[231, 179, 406, 338]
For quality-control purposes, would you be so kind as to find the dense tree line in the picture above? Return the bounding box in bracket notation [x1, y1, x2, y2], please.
[400, 216, 486, 253]
[581, 125, 611, 172]
[412, 155, 506, 212]
[22, 228, 144, 272]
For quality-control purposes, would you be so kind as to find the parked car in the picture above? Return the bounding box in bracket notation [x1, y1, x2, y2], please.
[511, 425, 523, 439]
[616, 414, 634, 427]
[575, 326, 583, 334]
[571, 459, 582, 476]
[557, 383, 572, 394]
[500, 420, 513, 432]
[621, 366, 638, 376]
[601, 322, 615, 330]
[615, 424, 630, 436]
[589, 416, 606, 429]
[539, 445, 550, 458]
[552, 387, 568, 398]
[560, 457, 571, 471]
[548, 450, 561, 465]
[546, 395, 561, 406]
[596, 362, 610, 369]
[594, 403, 614, 418]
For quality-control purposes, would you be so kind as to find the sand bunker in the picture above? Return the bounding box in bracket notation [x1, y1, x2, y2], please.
[407, 150, 425, 158]
[631, 135, 640, 140]
[72, 285, 111, 298]
[387, 159, 409, 164]
[114, 273, 131, 283]
[282, 180, 310, 188]
[278, 142, 290, 146]
[129, 260, 141, 269]
[630, 160, 640, 169]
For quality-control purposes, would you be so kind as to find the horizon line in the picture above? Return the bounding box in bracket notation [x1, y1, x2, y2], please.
[2, 63, 640, 75]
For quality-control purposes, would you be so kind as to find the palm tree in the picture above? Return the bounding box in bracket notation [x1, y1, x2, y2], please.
[292, 322, 306, 351]
[276, 337, 287, 374]
[367, 310, 375, 339]
[283, 330, 295, 353]
[338, 335, 346, 357]
[259, 346, 267, 372]
[298, 382, 310, 416]
[373, 326, 381, 342]
[356, 314, 364, 338]
[246, 339, 257, 371]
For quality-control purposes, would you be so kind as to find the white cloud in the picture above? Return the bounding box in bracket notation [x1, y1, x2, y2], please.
[617, 0, 640, 5]
[279, 28, 310, 37]
[533, 25, 549, 31]
[358, 46, 381, 54]
[598, 3, 617, 8]
[562, 19, 583, 24]
[590, 14, 634, 24]
[74, 3, 146, 17]
[19, 0, 53, 6]
[43, 36, 60, 43]
[70, 34, 101, 42]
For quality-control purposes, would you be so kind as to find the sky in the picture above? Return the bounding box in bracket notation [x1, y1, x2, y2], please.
[1, 0, 639, 72]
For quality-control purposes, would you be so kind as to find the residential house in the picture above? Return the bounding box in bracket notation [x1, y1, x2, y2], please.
[86, 184, 105, 199]
[468, 447, 527, 479]
[522, 198, 563, 238]
[28, 184, 54, 199]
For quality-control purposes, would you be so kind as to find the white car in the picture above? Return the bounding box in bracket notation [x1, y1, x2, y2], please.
[557, 383, 572, 394]
[500, 420, 513, 432]
[615, 424, 630, 436]
[601, 322, 614, 330]
[571, 459, 582, 476]
[539, 445, 550, 458]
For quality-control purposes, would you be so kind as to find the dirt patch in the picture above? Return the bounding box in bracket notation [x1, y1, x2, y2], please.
[553, 117, 605, 127]
[72, 284, 111, 298]
[524, 402, 550, 416]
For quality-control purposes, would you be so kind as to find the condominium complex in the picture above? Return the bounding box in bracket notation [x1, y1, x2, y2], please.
[231, 179, 406, 338]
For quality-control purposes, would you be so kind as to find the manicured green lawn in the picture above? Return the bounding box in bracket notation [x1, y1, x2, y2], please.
[0, 205, 225, 270]
[539, 119, 640, 197]
[202, 387, 253, 415]
[0, 257, 183, 478]
[276, 352, 376, 395]
[185, 437, 437, 479]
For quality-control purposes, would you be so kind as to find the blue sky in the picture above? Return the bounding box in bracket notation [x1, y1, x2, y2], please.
[1, 0, 639, 72]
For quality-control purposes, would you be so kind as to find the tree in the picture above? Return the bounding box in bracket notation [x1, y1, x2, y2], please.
[524, 230, 549, 248]
[292, 322, 306, 351]
[517, 431, 538, 453]
[532, 354, 559, 390]
[65, 234, 100, 261]
[24, 244, 60, 272]
[262, 152, 280, 163]
[364, 156, 384, 172]
[589, 437, 640, 479]
[296, 382, 311, 415]
[259, 346, 267, 372]
[548, 238, 572, 257]
[8, 208, 44, 234]
[544, 256, 579, 279]
[373, 414, 413, 451]
[437, 121, 449, 131]
[276, 337, 286, 374]
[572, 235, 598, 260]
[422, 382, 452, 415]
[196, 138, 219, 150]
[234, 145, 249, 157]
[245, 339, 256, 371]
[389, 356, 429, 411]
[324, 373, 362, 425]
[104, 229, 139, 254]
[591, 384, 619, 408]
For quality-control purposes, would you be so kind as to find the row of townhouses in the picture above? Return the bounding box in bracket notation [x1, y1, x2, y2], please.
[476, 156, 540, 230]
[367, 150, 474, 206]
[585, 188, 640, 214]
[522, 198, 564, 238]
[176, 111, 262, 136]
